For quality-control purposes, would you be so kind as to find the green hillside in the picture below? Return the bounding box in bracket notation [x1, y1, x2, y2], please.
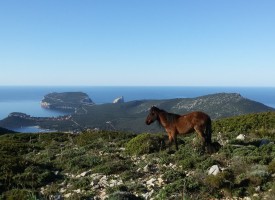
[71, 93, 274, 133]
[0, 112, 275, 199]
[0, 127, 16, 135]
[213, 111, 275, 137]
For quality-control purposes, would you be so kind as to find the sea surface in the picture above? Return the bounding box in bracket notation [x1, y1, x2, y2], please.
[0, 86, 275, 132]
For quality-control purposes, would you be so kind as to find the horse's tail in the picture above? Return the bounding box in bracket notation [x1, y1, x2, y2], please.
[205, 117, 214, 153]
[205, 117, 212, 143]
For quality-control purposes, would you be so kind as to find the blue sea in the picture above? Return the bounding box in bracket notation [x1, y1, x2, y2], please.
[0, 86, 274, 132]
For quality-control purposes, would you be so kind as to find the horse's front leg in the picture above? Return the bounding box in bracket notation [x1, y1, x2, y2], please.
[167, 131, 178, 151]
[168, 134, 173, 151]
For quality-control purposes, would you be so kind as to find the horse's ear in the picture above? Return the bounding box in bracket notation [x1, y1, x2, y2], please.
[148, 106, 155, 112]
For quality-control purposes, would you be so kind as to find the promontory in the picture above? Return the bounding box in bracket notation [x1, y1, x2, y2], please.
[41, 92, 94, 110]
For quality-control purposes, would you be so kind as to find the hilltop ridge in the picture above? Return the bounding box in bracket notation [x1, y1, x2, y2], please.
[0, 92, 273, 133]
[70, 92, 274, 133]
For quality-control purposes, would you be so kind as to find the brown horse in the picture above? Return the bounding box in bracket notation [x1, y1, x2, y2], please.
[145, 106, 212, 151]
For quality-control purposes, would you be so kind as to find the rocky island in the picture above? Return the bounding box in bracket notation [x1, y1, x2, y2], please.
[41, 92, 94, 111]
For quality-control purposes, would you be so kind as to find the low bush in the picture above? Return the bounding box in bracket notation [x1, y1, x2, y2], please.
[125, 133, 167, 155]
[107, 191, 143, 200]
[76, 130, 133, 147]
[2, 189, 37, 200]
[92, 159, 133, 175]
[268, 159, 275, 173]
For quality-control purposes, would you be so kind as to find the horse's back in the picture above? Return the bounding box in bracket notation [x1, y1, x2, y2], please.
[191, 111, 210, 119]
[182, 111, 211, 126]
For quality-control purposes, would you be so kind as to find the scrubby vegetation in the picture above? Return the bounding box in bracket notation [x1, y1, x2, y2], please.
[0, 112, 275, 199]
[213, 111, 275, 138]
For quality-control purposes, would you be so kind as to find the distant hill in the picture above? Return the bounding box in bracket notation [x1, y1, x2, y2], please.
[71, 93, 274, 133]
[0, 126, 16, 135]
[0, 93, 273, 133]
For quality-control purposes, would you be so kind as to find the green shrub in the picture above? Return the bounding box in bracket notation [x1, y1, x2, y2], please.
[3, 189, 37, 200]
[92, 159, 132, 175]
[268, 159, 275, 173]
[179, 157, 195, 170]
[163, 170, 185, 183]
[248, 165, 269, 186]
[71, 177, 91, 190]
[156, 179, 185, 200]
[212, 112, 275, 136]
[107, 191, 143, 200]
[125, 133, 166, 155]
[13, 166, 56, 189]
[156, 177, 201, 200]
[64, 154, 102, 172]
[205, 174, 224, 189]
[76, 131, 133, 147]
[38, 132, 71, 147]
[204, 171, 233, 190]
[106, 184, 128, 194]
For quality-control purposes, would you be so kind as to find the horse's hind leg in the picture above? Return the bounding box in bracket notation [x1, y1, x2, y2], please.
[173, 135, 178, 150]
[172, 134, 179, 151]
[194, 127, 206, 152]
[194, 127, 206, 143]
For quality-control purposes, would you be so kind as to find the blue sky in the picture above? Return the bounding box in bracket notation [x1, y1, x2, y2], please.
[0, 0, 274, 86]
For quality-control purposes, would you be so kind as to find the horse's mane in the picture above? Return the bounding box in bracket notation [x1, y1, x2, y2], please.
[153, 107, 180, 124]
[164, 111, 180, 124]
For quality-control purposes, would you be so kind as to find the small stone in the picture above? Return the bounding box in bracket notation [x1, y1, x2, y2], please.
[157, 177, 164, 186]
[74, 189, 81, 194]
[80, 170, 91, 177]
[142, 190, 154, 199]
[60, 188, 66, 193]
[255, 186, 261, 192]
[253, 193, 259, 197]
[75, 174, 81, 178]
[143, 164, 150, 172]
[146, 178, 156, 187]
[64, 193, 72, 198]
[208, 165, 220, 175]
[236, 134, 245, 140]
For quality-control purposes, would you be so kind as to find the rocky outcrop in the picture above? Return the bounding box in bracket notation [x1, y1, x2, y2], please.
[113, 96, 124, 104]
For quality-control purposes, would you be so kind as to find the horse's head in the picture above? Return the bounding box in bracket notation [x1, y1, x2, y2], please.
[145, 106, 159, 125]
